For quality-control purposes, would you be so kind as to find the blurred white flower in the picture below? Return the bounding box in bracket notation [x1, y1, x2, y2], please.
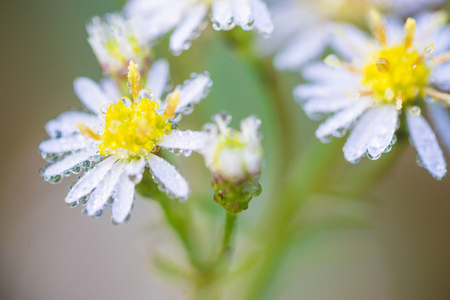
[87, 13, 151, 77]
[295, 11, 450, 179]
[201, 114, 263, 182]
[261, 0, 447, 71]
[124, 0, 274, 55]
[39, 60, 212, 224]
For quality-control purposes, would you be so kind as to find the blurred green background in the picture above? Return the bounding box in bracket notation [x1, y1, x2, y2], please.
[1, 0, 450, 299]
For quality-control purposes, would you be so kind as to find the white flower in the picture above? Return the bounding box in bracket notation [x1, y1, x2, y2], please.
[295, 11, 450, 179]
[39, 60, 212, 224]
[124, 0, 274, 55]
[201, 114, 263, 182]
[87, 13, 151, 77]
[259, 0, 447, 71]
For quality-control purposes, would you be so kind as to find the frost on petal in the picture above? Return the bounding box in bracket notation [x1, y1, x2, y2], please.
[146, 154, 189, 201]
[41, 148, 98, 178]
[111, 172, 135, 224]
[428, 102, 450, 154]
[211, 0, 234, 31]
[145, 59, 170, 100]
[303, 96, 357, 117]
[65, 156, 117, 205]
[315, 99, 370, 141]
[39, 134, 91, 154]
[169, 3, 207, 55]
[274, 25, 329, 70]
[100, 78, 121, 103]
[74, 77, 110, 115]
[85, 162, 125, 216]
[158, 130, 208, 152]
[407, 111, 447, 180]
[45, 111, 100, 138]
[343, 105, 397, 162]
[330, 23, 374, 61]
[250, 0, 274, 35]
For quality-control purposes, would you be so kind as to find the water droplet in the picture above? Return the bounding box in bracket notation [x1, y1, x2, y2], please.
[367, 152, 381, 160]
[252, 182, 262, 197]
[120, 97, 132, 107]
[67, 201, 78, 208]
[138, 89, 153, 101]
[409, 106, 421, 116]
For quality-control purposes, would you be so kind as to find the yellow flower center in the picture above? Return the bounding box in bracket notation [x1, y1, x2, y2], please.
[361, 45, 430, 105]
[98, 98, 172, 157]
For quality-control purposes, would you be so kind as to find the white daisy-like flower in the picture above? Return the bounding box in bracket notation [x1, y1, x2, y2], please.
[87, 13, 151, 77]
[260, 0, 447, 71]
[294, 11, 450, 179]
[200, 114, 263, 213]
[201, 114, 263, 182]
[123, 0, 274, 55]
[39, 60, 212, 224]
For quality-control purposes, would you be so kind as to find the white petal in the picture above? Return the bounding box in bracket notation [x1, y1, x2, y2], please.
[302, 62, 359, 85]
[316, 99, 370, 140]
[231, 0, 252, 30]
[85, 162, 125, 216]
[45, 111, 100, 138]
[211, 0, 234, 31]
[293, 84, 348, 101]
[330, 23, 374, 61]
[100, 78, 121, 103]
[65, 156, 117, 204]
[274, 25, 329, 70]
[432, 62, 450, 90]
[158, 130, 208, 152]
[385, 16, 404, 45]
[74, 77, 110, 114]
[111, 172, 136, 224]
[343, 105, 397, 162]
[146, 154, 189, 201]
[39, 134, 91, 154]
[428, 102, 450, 154]
[407, 111, 447, 180]
[304, 96, 357, 116]
[169, 3, 207, 55]
[366, 105, 398, 158]
[125, 157, 147, 179]
[41, 148, 98, 178]
[173, 72, 212, 113]
[250, 0, 274, 35]
[145, 59, 170, 100]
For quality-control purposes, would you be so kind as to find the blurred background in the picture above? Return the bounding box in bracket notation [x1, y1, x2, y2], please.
[1, 0, 450, 299]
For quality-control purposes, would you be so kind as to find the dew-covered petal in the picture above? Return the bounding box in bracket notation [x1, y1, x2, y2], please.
[45, 111, 100, 138]
[231, 0, 252, 30]
[174, 72, 212, 113]
[415, 11, 449, 51]
[65, 156, 117, 204]
[145, 59, 170, 100]
[250, 0, 274, 35]
[41, 148, 98, 178]
[330, 23, 374, 61]
[169, 3, 208, 55]
[111, 172, 135, 224]
[343, 105, 397, 162]
[316, 99, 370, 140]
[407, 111, 447, 180]
[428, 102, 450, 154]
[274, 25, 329, 70]
[366, 105, 398, 158]
[146, 154, 189, 201]
[211, 0, 234, 31]
[74, 77, 110, 115]
[39, 134, 91, 154]
[304, 96, 357, 116]
[85, 162, 125, 216]
[100, 77, 121, 103]
[158, 130, 208, 152]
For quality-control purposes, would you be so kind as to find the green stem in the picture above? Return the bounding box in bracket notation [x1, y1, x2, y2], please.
[218, 212, 238, 265]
